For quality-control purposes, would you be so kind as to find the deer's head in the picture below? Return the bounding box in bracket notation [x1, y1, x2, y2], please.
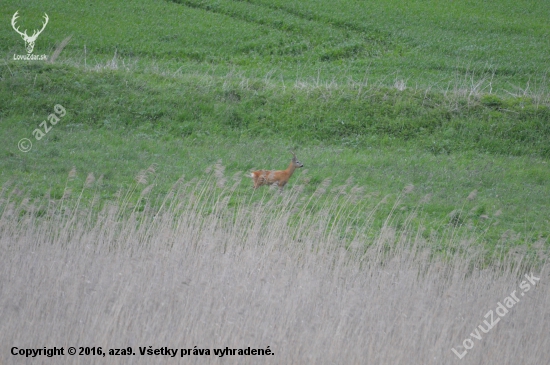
[290, 151, 304, 168]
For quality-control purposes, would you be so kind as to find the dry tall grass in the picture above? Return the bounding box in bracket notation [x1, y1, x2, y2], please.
[0, 172, 548, 365]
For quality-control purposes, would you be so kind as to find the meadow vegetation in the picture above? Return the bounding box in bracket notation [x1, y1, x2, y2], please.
[0, 0, 549, 362]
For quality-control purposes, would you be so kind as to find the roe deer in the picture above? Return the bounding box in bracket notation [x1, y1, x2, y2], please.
[251, 151, 304, 191]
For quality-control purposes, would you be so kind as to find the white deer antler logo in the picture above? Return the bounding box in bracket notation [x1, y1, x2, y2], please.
[11, 11, 49, 54]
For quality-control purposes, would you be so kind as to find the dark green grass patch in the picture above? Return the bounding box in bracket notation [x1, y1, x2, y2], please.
[3, 63, 548, 157]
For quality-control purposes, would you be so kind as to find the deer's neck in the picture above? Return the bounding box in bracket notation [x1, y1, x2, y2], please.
[286, 161, 296, 176]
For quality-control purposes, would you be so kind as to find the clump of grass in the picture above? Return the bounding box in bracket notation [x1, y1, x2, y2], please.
[48, 36, 72, 64]
[0, 174, 547, 364]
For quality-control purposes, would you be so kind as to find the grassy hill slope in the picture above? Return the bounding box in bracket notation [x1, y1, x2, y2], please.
[1, 0, 549, 253]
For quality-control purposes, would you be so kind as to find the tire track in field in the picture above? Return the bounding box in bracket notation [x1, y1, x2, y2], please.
[169, 0, 324, 56]
[168, 0, 391, 59]
[236, 0, 394, 48]
[170, 0, 326, 35]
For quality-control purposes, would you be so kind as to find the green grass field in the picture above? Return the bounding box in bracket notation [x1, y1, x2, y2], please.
[1, 0, 549, 255]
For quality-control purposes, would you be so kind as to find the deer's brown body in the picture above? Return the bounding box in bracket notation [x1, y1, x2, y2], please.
[251, 151, 304, 191]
